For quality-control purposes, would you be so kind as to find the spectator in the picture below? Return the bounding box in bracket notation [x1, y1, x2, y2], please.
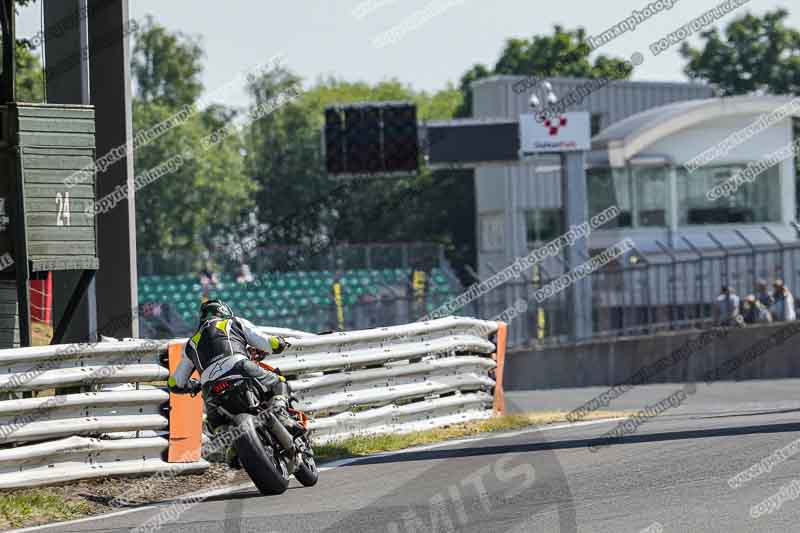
[236, 262, 254, 284]
[713, 285, 741, 326]
[741, 294, 772, 324]
[755, 279, 774, 309]
[199, 261, 219, 298]
[770, 279, 796, 321]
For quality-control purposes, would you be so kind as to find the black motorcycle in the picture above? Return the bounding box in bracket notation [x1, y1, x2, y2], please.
[205, 357, 318, 495]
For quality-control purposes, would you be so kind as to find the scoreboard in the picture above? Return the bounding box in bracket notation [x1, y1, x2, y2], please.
[0, 103, 98, 346]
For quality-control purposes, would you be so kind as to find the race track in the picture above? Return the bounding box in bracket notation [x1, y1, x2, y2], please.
[24, 379, 800, 533]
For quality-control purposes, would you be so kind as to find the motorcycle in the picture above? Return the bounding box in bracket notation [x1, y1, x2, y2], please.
[203, 345, 318, 495]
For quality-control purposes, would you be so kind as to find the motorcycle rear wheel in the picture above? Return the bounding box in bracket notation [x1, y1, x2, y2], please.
[233, 413, 290, 495]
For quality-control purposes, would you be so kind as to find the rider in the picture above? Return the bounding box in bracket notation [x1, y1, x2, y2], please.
[168, 299, 305, 437]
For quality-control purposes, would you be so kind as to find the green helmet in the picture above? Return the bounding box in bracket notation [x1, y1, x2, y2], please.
[199, 299, 234, 323]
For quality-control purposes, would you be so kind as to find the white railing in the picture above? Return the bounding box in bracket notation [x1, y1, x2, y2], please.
[0, 316, 503, 488]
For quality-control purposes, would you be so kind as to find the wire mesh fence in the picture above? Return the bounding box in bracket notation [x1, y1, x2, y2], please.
[478, 238, 800, 348]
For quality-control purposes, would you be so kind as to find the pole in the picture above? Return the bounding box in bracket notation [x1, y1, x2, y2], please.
[43, 0, 98, 343]
[561, 152, 592, 340]
[0, 0, 15, 103]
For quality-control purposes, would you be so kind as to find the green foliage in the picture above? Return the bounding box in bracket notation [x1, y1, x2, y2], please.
[456, 25, 633, 117]
[241, 74, 474, 272]
[15, 39, 43, 102]
[132, 15, 204, 108]
[132, 16, 255, 257]
[680, 9, 800, 96]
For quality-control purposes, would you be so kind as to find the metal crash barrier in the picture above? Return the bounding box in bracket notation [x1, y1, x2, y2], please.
[0, 317, 505, 489]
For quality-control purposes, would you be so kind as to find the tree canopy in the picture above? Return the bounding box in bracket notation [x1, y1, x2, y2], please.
[456, 25, 633, 117]
[680, 9, 800, 96]
[131, 16, 256, 258]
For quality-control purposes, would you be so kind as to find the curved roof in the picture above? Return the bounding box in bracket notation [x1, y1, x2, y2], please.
[592, 96, 799, 166]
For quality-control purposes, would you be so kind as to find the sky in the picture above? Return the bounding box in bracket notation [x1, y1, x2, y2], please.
[13, 0, 800, 107]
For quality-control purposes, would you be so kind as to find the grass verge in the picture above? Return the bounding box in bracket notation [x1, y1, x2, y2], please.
[0, 489, 90, 530]
[315, 410, 627, 462]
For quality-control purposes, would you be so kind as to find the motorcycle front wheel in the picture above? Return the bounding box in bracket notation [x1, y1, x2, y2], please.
[232, 413, 290, 495]
[294, 451, 319, 487]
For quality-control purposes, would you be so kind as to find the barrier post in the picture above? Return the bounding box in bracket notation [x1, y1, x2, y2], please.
[167, 341, 203, 462]
[493, 321, 507, 415]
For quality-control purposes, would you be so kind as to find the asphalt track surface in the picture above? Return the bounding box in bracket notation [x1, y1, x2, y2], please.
[24, 379, 800, 533]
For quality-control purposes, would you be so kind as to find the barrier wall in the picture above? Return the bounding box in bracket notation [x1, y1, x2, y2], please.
[505, 321, 800, 391]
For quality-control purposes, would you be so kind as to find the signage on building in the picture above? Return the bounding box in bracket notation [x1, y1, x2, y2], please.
[519, 111, 591, 155]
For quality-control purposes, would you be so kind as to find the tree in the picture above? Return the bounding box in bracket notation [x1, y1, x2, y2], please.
[131, 15, 203, 108]
[15, 40, 43, 102]
[4, 0, 45, 101]
[241, 73, 476, 272]
[131, 17, 256, 258]
[680, 9, 800, 96]
[456, 25, 633, 117]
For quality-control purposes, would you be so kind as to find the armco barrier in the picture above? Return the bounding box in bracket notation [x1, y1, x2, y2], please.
[274, 316, 504, 444]
[0, 316, 504, 489]
[0, 339, 208, 489]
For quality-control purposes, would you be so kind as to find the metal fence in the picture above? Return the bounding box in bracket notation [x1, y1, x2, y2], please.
[0, 317, 504, 489]
[471, 236, 800, 347]
[139, 242, 447, 277]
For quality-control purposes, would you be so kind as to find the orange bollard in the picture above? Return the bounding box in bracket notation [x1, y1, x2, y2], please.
[167, 341, 203, 462]
[492, 322, 508, 416]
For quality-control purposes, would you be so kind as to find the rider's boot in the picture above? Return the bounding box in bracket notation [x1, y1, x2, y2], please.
[272, 395, 307, 437]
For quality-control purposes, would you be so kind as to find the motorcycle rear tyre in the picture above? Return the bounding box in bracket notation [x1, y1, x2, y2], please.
[233, 413, 290, 495]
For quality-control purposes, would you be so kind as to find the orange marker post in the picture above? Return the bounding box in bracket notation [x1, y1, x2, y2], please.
[492, 322, 508, 416]
[167, 341, 203, 462]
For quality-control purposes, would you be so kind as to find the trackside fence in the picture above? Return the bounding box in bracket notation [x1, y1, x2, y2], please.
[0, 317, 505, 489]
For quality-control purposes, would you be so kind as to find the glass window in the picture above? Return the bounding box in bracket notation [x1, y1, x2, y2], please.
[526, 208, 563, 243]
[587, 167, 632, 228]
[633, 166, 669, 227]
[677, 164, 781, 225]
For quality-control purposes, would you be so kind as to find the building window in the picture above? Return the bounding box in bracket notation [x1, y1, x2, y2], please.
[587, 167, 632, 228]
[633, 166, 669, 227]
[677, 164, 781, 225]
[526, 208, 564, 244]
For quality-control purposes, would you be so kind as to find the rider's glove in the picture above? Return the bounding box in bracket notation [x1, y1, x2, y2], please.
[269, 336, 290, 355]
[168, 375, 202, 396]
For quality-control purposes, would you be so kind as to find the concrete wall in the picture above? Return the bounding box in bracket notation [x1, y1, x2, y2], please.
[505, 322, 800, 390]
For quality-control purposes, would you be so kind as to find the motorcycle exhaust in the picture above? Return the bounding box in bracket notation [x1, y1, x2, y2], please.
[266, 412, 296, 452]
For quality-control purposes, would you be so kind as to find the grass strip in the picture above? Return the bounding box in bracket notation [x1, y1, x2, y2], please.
[315, 410, 627, 462]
